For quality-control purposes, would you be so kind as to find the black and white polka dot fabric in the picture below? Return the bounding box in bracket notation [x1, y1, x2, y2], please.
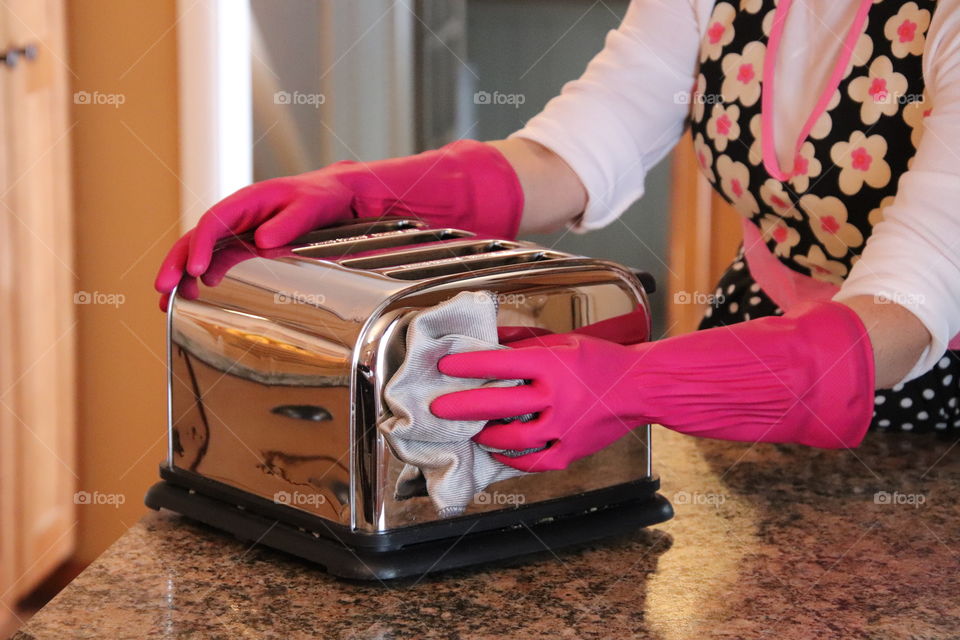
[699, 250, 960, 435]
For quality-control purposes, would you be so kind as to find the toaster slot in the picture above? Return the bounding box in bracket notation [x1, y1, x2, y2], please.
[294, 229, 472, 259]
[214, 219, 427, 250]
[382, 249, 565, 280]
[339, 240, 517, 270]
[292, 218, 425, 245]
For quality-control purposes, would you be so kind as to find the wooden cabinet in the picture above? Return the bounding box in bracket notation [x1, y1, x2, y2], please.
[0, 0, 76, 627]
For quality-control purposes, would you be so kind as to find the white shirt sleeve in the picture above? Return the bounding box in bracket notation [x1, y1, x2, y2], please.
[834, 5, 960, 383]
[509, 0, 705, 232]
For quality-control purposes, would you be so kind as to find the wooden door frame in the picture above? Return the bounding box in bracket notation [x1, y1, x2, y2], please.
[668, 131, 743, 335]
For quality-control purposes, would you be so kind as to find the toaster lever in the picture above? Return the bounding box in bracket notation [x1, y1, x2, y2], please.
[629, 268, 656, 294]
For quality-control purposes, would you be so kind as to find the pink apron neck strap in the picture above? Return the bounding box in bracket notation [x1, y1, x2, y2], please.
[741, 217, 838, 309]
[741, 218, 960, 349]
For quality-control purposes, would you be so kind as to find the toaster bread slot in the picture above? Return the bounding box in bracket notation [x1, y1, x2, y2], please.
[294, 229, 472, 259]
[382, 249, 566, 280]
[292, 218, 425, 244]
[339, 240, 516, 270]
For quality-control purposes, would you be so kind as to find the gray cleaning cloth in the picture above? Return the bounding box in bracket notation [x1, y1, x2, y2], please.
[378, 290, 540, 518]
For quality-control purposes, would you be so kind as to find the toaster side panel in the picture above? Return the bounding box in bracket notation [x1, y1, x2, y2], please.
[169, 347, 353, 523]
[353, 263, 657, 531]
[166, 268, 377, 525]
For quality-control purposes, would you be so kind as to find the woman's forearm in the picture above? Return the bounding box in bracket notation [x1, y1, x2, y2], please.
[486, 142, 930, 389]
[486, 139, 587, 234]
[841, 295, 931, 389]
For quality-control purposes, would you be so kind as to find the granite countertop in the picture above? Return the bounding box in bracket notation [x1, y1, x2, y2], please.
[12, 428, 960, 640]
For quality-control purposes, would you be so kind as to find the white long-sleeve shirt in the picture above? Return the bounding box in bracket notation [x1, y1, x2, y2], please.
[511, 0, 960, 383]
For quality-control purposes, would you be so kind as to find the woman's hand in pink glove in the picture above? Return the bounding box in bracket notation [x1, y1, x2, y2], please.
[154, 140, 524, 306]
[154, 173, 357, 299]
[433, 333, 644, 472]
[158, 240, 297, 311]
[431, 301, 876, 472]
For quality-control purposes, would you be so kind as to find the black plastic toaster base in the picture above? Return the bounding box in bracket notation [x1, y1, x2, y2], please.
[145, 478, 673, 581]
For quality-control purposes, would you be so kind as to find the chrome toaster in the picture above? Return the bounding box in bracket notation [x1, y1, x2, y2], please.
[146, 218, 673, 579]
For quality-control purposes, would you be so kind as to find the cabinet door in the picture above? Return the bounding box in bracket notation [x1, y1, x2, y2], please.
[0, 5, 16, 626]
[0, 0, 76, 613]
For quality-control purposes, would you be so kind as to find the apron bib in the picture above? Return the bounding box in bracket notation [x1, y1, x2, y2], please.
[689, 0, 960, 434]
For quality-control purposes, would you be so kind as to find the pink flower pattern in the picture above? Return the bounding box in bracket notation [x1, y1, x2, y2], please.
[688, 0, 932, 283]
[689, 1, 954, 433]
[884, 3, 930, 58]
[851, 147, 872, 171]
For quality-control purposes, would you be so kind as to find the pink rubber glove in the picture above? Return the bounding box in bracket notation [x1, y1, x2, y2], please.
[158, 241, 297, 311]
[154, 140, 524, 308]
[431, 301, 875, 472]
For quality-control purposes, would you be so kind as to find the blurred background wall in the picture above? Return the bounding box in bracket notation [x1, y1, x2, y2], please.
[67, 0, 180, 565]
[251, 0, 672, 329]
[465, 0, 671, 329]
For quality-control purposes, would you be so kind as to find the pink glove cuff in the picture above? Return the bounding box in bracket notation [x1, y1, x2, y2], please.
[634, 300, 876, 449]
[778, 301, 876, 448]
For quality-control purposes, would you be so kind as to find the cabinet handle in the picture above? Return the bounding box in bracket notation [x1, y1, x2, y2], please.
[16, 44, 38, 61]
[1, 44, 38, 69]
[0, 49, 18, 68]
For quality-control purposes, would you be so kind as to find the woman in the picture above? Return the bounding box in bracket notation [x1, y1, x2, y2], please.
[156, 0, 960, 472]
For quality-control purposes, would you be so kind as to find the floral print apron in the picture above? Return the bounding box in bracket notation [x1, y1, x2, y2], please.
[689, 0, 960, 434]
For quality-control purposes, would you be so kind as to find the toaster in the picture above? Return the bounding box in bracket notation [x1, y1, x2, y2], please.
[145, 217, 673, 580]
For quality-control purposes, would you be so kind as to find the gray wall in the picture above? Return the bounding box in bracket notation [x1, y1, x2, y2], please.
[251, 1, 416, 175]
[250, 0, 673, 329]
[465, 0, 672, 330]
[251, 0, 325, 176]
